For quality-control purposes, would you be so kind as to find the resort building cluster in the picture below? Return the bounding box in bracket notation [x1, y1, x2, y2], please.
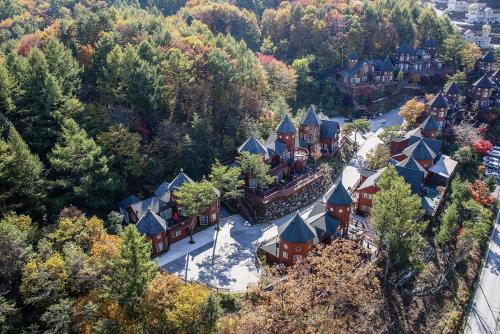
[117, 48, 498, 266]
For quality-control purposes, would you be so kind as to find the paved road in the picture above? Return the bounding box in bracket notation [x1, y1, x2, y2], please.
[466, 199, 500, 334]
[157, 108, 403, 291]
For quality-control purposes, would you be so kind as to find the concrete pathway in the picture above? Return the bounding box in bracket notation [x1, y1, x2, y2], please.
[157, 108, 403, 291]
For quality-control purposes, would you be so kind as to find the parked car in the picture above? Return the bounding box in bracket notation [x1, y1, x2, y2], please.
[488, 151, 500, 158]
[484, 156, 500, 163]
[485, 161, 500, 169]
[485, 171, 500, 180]
[345, 118, 354, 123]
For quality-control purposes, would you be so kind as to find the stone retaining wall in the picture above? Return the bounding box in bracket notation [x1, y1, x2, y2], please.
[254, 170, 333, 223]
[252, 140, 357, 224]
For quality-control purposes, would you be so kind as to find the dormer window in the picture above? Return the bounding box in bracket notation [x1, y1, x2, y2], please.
[338, 209, 343, 213]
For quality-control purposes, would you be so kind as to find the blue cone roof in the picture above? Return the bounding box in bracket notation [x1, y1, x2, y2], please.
[238, 134, 269, 158]
[327, 182, 353, 206]
[279, 213, 316, 243]
[420, 115, 439, 131]
[276, 114, 297, 133]
[301, 106, 321, 126]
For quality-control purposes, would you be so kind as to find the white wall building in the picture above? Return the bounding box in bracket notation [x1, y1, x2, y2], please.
[448, 0, 486, 13]
[466, 4, 500, 24]
[463, 25, 492, 49]
[447, 0, 469, 13]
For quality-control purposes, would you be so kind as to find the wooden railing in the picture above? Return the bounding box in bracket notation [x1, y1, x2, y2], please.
[245, 170, 324, 205]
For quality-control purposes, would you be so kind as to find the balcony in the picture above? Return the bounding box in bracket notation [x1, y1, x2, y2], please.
[244, 167, 324, 205]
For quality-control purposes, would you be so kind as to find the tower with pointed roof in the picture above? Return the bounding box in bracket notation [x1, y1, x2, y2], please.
[325, 182, 353, 236]
[419, 115, 439, 139]
[471, 74, 495, 108]
[348, 50, 358, 70]
[277, 213, 316, 265]
[276, 114, 296, 157]
[443, 81, 460, 104]
[299, 106, 322, 157]
[478, 50, 496, 72]
[426, 92, 449, 130]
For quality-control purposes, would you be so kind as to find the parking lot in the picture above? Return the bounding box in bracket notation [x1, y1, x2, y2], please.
[483, 146, 500, 180]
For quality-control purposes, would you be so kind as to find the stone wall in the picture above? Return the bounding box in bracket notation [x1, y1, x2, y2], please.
[254, 171, 333, 223]
[252, 139, 357, 224]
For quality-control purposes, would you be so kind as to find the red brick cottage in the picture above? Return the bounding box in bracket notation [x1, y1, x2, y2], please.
[119, 170, 220, 255]
[260, 182, 353, 266]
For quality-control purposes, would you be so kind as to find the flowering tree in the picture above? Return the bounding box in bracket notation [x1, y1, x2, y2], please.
[472, 138, 493, 156]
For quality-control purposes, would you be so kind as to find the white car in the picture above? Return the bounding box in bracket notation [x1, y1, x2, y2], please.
[488, 151, 500, 158]
[484, 156, 500, 163]
[485, 161, 500, 170]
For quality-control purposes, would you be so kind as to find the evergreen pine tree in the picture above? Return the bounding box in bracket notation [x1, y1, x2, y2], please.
[12, 49, 66, 156]
[103, 225, 157, 319]
[43, 39, 82, 97]
[48, 118, 115, 214]
[0, 64, 15, 115]
[201, 293, 222, 332]
[0, 123, 46, 219]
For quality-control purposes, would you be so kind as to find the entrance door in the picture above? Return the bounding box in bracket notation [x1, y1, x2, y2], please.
[156, 241, 164, 253]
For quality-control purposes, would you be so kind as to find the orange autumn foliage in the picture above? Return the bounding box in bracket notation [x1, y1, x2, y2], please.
[17, 21, 60, 56]
[74, 289, 139, 334]
[468, 180, 495, 206]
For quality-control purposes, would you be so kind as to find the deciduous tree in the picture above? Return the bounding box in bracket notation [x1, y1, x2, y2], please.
[371, 166, 423, 279]
[235, 151, 274, 188]
[399, 98, 425, 129]
[366, 144, 391, 169]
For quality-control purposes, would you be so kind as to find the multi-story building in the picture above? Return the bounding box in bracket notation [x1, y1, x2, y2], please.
[355, 117, 457, 216]
[426, 92, 450, 130]
[466, 4, 500, 24]
[477, 49, 497, 73]
[119, 170, 220, 255]
[260, 182, 353, 266]
[340, 51, 396, 96]
[463, 25, 492, 49]
[470, 74, 496, 108]
[394, 40, 444, 74]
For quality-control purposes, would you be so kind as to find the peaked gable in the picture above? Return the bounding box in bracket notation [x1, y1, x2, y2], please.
[168, 170, 195, 192]
[327, 183, 353, 206]
[481, 50, 496, 63]
[320, 120, 340, 139]
[276, 114, 297, 133]
[279, 213, 316, 243]
[301, 106, 321, 126]
[402, 139, 437, 161]
[473, 75, 494, 89]
[444, 82, 460, 95]
[427, 92, 448, 109]
[420, 115, 439, 131]
[136, 209, 167, 236]
[238, 134, 269, 159]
